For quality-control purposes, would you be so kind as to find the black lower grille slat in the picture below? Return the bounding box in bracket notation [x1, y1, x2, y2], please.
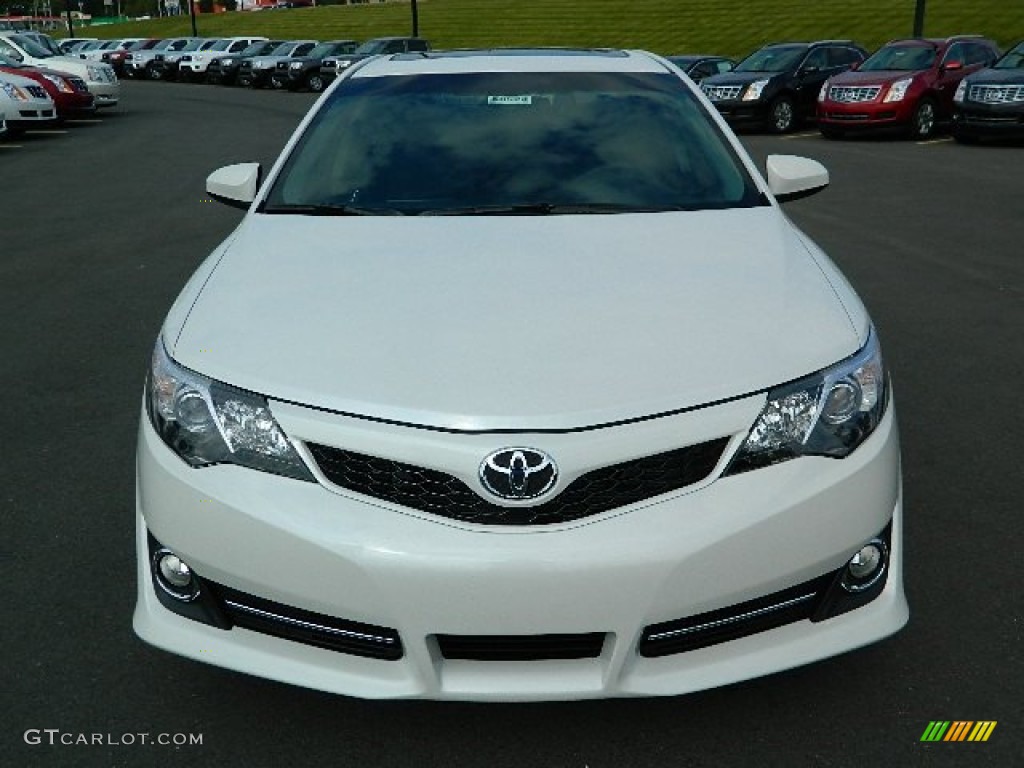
[307, 437, 729, 526]
[437, 633, 606, 661]
[639, 574, 834, 657]
[212, 583, 403, 660]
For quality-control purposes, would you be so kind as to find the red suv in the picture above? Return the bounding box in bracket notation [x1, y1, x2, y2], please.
[817, 36, 1000, 139]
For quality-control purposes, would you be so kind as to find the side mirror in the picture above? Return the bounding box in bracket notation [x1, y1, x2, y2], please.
[801, 65, 819, 76]
[765, 155, 829, 202]
[849, 60, 860, 71]
[943, 60, 963, 72]
[206, 162, 261, 209]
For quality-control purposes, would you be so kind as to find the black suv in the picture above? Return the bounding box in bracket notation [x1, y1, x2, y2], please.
[319, 37, 430, 85]
[207, 40, 283, 86]
[271, 40, 359, 92]
[701, 40, 867, 132]
[953, 40, 1024, 143]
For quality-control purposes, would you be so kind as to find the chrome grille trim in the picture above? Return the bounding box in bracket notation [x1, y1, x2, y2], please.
[702, 84, 742, 101]
[968, 84, 1024, 104]
[644, 592, 817, 643]
[827, 85, 881, 103]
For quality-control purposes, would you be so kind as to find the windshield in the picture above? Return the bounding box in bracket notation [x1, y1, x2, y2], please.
[0, 52, 23, 67]
[354, 40, 390, 55]
[207, 39, 232, 52]
[263, 71, 764, 215]
[310, 42, 350, 58]
[241, 41, 276, 56]
[126, 39, 151, 51]
[734, 46, 805, 73]
[860, 45, 936, 71]
[994, 42, 1024, 69]
[267, 42, 294, 56]
[11, 35, 54, 58]
[153, 39, 175, 51]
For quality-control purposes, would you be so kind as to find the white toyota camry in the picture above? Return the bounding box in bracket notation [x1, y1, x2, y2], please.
[135, 48, 908, 700]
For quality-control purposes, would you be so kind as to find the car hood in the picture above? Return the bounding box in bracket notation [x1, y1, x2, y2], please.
[964, 67, 1024, 86]
[830, 69, 925, 86]
[701, 72, 781, 87]
[169, 208, 864, 431]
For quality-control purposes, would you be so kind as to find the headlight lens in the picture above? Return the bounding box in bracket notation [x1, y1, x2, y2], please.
[883, 77, 913, 103]
[220, 58, 232, 66]
[290, 61, 303, 69]
[2, 82, 28, 101]
[954, 79, 968, 102]
[86, 65, 103, 81]
[726, 330, 887, 474]
[42, 73, 73, 93]
[818, 81, 829, 103]
[742, 79, 770, 101]
[146, 339, 314, 481]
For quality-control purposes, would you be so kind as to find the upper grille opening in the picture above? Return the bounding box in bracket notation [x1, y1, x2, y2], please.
[306, 437, 729, 526]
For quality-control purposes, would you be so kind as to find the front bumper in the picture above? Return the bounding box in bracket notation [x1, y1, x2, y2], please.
[818, 100, 914, 131]
[85, 79, 119, 107]
[708, 98, 773, 127]
[953, 102, 1024, 138]
[135, 395, 907, 700]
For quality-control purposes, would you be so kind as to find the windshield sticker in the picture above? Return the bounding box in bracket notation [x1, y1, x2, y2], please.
[488, 95, 533, 105]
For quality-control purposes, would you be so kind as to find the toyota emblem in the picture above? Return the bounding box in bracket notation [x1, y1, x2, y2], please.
[479, 448, 558, 501]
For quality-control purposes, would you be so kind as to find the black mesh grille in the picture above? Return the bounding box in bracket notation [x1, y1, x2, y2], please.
[436, 633, 606, 661]
[307, 437, 729, 526]
[639, 574, 834, 658]
[211, 583, 403, 660]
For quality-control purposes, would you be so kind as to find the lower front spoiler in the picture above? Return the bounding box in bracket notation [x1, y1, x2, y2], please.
[134, 502, 907, 701]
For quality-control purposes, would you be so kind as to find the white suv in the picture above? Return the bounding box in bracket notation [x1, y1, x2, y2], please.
[178, 36, 267, 81]
[0, 70, 56, 135]
[0, 31, 118, 107]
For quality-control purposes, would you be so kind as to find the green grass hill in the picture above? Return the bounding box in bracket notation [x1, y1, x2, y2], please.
[78, 0, 1024, 59]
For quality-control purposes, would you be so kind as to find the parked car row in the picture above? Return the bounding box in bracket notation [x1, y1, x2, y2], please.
[0, 30, 119, 138]
[699, 35, 1024, 142]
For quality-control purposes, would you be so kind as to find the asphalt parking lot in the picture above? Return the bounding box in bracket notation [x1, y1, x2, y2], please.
[2, 80, 1022, 767]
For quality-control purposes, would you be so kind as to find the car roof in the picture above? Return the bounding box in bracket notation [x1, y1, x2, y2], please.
[352, 48, 668, 78]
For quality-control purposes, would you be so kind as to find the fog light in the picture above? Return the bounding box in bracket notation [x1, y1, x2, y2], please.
[153, 548, 200, 602]
[841, 539, 887, 593]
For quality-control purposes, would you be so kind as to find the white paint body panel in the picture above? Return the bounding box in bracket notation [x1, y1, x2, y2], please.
[137, 49, 905, 700]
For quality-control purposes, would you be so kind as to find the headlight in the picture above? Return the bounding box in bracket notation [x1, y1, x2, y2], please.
[742, 79, 770, 101]
[146, 339, 314, 481]
[725, 330, 887, 474]
[818, 81, 829, 103]
[42, 73, 74, 93]
[220, 58, 232, 66]
[337, 59, 352, 69]
[2, 82, 28, 101]
[86, 65, 103, 81]
[954, 80, 968, 102]
[290, 61, 303, 69]
[883, 77, 913, 103]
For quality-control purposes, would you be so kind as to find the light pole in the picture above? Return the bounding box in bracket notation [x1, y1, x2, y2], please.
[188, 0, 197, 35]
[411, 0, 418, 37]
[913, 0, 926, 37]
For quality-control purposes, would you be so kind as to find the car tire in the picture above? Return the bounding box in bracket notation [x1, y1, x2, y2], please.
[307, 73, 325, 93]
[146, 65, 162, 81]
[270, 77, 284, 90]
[768, 95, 796, 134]
[910, 98, 937, 140]
[238, 75, 252, 87]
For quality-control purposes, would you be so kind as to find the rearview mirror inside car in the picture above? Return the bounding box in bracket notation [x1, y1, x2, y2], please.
[765, 155, 829, 203]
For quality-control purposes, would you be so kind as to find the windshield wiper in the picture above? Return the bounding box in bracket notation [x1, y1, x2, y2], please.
[419, 202, 686, 216]
[260, 203, 404, 216]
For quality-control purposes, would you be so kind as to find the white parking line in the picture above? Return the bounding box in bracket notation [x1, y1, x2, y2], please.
[65, 119, 103, 124]
[0, 144, 24, 149]
[25, 129, 69, 135]
[917, 137, 954, 146]
[781, 131, 821, 140]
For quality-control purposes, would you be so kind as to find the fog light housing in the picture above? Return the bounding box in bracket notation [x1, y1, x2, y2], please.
[153, 548, 200, 602]
[841, 540, 887, 593]
[812, 524, 892, 622]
